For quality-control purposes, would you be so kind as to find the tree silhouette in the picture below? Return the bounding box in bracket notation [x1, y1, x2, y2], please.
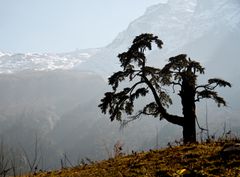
[99, 33, 231, 144]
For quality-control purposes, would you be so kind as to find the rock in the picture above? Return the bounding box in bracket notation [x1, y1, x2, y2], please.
[220, 143, 240, 159]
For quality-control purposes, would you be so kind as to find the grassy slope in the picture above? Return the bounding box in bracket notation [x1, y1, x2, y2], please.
[24, 140, 240, 177]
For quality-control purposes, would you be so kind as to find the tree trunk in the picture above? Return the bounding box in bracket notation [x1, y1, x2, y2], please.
[182, 108, 196, 144]
[181, 74, 197, 144]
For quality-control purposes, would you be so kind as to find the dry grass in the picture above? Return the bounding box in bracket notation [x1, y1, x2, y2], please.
[21, 140, 240, 177]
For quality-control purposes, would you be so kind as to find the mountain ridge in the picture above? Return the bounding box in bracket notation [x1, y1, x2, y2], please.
[1, 0, 240, 75]
[76, 0, 240, 77]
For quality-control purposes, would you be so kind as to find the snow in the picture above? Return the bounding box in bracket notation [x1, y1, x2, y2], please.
[0, 52, 5, 57]
[0, 51, 93, 73]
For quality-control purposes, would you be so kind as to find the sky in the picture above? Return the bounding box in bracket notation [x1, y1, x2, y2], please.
[0, 0, 165, 53]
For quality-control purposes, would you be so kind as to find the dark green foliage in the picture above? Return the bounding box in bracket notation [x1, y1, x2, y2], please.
[99, 33, 231, 143]
[196, 78, 232, 106]
[208, 78, 232, 87]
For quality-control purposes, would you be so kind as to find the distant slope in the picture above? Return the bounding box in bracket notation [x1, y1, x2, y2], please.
[0, 70, 107, 169]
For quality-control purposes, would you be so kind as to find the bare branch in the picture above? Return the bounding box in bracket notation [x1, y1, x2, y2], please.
[196, 117, 208, 132]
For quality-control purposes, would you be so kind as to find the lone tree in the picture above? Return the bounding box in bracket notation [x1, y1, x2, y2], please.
[99, 33, 231, 144]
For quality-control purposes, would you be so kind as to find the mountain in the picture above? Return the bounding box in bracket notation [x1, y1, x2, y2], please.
[0, 0, 239, 77]
[1, 0, 239, 76]
[77, 0, 240, 77]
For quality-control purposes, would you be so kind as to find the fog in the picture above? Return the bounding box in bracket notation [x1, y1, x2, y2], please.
[0, 0, 239, 175]
[0, 70, 174, 172]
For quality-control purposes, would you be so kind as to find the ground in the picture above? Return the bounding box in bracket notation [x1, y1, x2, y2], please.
[22, 139, 240, 177]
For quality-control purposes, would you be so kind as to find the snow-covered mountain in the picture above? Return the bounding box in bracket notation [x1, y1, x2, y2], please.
[0, 0, 239, 76]
[76, 0, 240, 76]
[110, 0, 240, 52]
[0, 48, 100, 74]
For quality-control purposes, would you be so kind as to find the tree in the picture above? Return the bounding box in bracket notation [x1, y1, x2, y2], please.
[99, 33, 231, 144]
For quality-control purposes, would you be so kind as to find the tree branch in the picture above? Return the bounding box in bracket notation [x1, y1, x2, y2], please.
[129, 81, 145, 96]
[196, 78, 231, 91]
[142, 74, 184, 126]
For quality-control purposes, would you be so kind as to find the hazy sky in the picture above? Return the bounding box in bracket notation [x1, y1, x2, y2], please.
[0, 0, 165, 53]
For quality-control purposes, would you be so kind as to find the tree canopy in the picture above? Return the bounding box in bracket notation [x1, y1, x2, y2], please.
[99, 33, 231, 143]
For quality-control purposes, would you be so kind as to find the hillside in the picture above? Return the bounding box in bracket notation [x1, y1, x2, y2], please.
[24, 140, 240, 177]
